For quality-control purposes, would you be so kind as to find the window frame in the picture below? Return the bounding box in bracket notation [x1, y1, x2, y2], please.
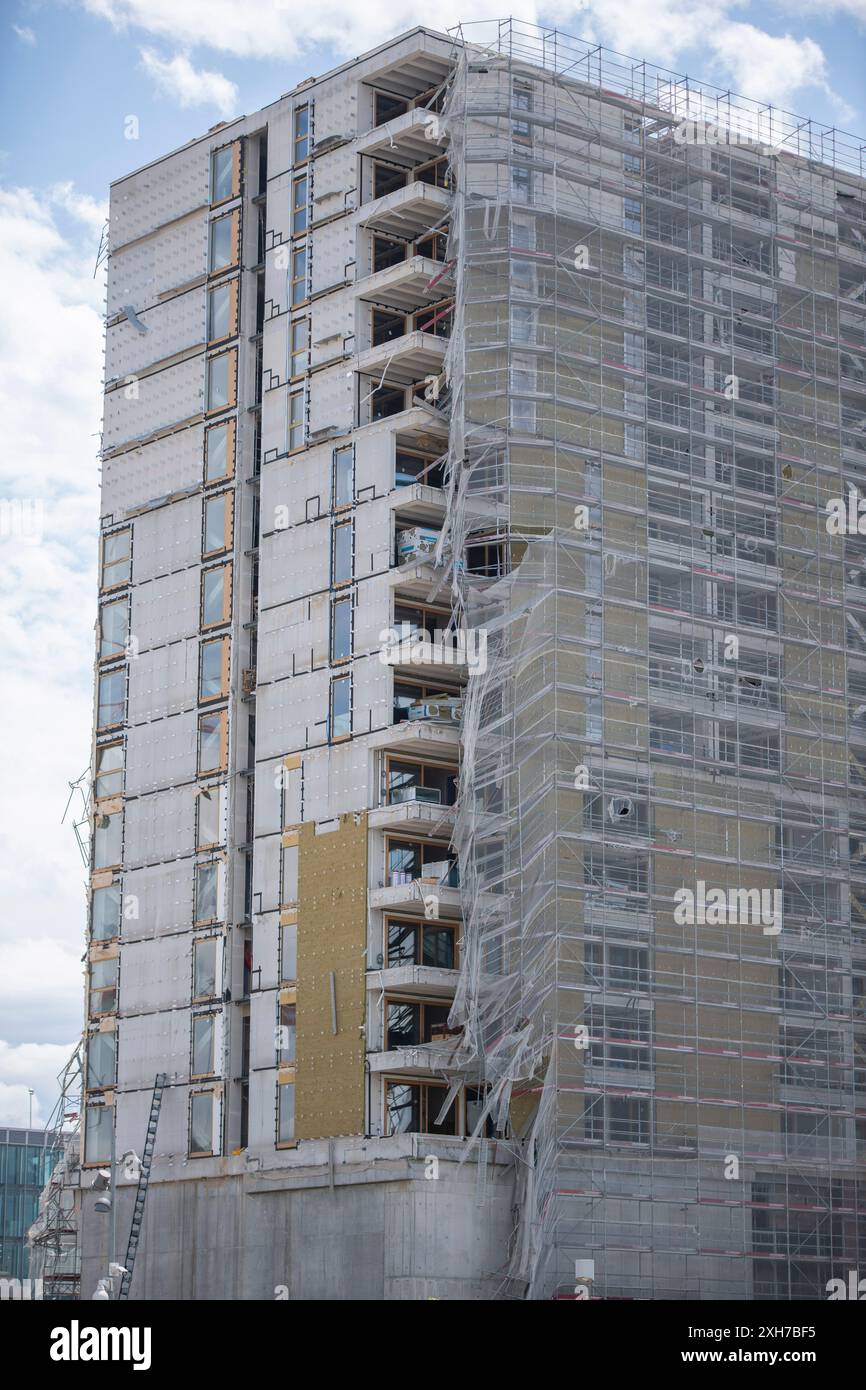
[200, 561, 232, 629]
[208, 210, 240, 275]
[207, 277, 238, 347]
[205, 348, 238, 414]
[210, 142, 240, 208]
[329, 672, 352, 743]
[202, 490, 234, 559]
[330, 594, 353, 665]
[198, 635, 230, 704]
[188, 1089, 216, 1157]
[100, 527, 131, 591]
[98, 597, 129, 663]
[94, 741, 124, 801]
[192, 936, 219, 1002]
[198, 709, 228, 776]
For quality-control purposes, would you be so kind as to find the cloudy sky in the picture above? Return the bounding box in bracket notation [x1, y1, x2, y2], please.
[0, 0, 863, 1129]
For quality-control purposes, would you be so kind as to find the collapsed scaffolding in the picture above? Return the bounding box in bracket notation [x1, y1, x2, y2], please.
[28, 1043, 84, 1300]
[438, 19, 866, 1298]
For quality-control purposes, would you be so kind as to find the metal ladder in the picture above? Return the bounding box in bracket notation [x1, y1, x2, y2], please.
[118, 1073, 167, 1300]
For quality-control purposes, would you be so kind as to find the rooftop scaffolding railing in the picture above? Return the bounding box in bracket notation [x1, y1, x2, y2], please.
[450, 18, 866, 181]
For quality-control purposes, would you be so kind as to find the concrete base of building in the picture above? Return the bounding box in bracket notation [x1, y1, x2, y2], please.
[80, 1138, 515, 1300]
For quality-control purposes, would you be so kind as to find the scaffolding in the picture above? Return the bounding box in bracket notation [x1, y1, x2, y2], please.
[439, 18, 866, 1299]
[28, 1044, 83, 1300]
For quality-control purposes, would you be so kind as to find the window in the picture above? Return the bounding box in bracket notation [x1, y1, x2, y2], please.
[91, 884, 121, 941]
[292, 175, 308, 234]
[288, 388, 305, 451]
[330, 596, 352, 663]
[93, 811, 122, 870]
[89, 958, 118, 1016]
[512, 80, 532, 140]
[587, 1006, 651, 1071]
[198, 710, 226, 774]
[201, 563, 231, 627]
[385, 1079, 455, 1136]
[211, 146, 234, 204]
[280, 922, 297, 982]
[329, 673, 351, 740]
[193, 937, 218, 1000]
[332, 446, 353, 509]
[387, 837, 457, 886]
[203, 492, 232, 557]
[85, 1104, 112, 1164]
[512, 165, 531, 203]
[87, 1032, 115, 1090]
[623, 197, 643, 234]
[373, 90, 408, 125]
[209, 214, 236, 273]
[196, 786, 223, 849]
[395, 449, 444, 488]
[386, 998, 452, 1049]
[277, 1080, 295, 1144]
[290, 244, 307, 306]
[289, 318, 308, 378]
[373, 233, 405, 272]
[207, 281, 235, 344]
[293, 104, 309, 162]
[585, 1095, 650, 1143]
[386, 759, 457, 807]
[387, 917, 457, 969]
[195, 861, 220, 924]
[99, 599, 128, 662]
[278, 1002, 296, 1063]
[204, 420, 234, 485]
[94, 742, 123, 800]
[191, 1014, 216, 1077]
[331, 519, 353, 586]
[199, 637, 228, 702]
[206, 351, 235, 412]
[101, 528, 130, 589]
[189, 1091, 215, 1156]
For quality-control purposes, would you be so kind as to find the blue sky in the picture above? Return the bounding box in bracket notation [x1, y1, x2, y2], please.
[0, 0, 862, 1128]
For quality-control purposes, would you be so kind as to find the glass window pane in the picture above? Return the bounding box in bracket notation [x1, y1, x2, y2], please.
[100, 602, 128, 660]
[199, 639, 224, 700]
[280, 923, 297, 981]
[94, 812, 122, 869]
[332, 522, 352, 584]
[205, 423, 229, 482]
[278, 1082, 295, 1142]
[87, 1032, 116, 1089]
[208, 283, 230, 340]
[197, 788, 221, 847]
[194, 938, 217, 998]
[192, 1016, 215, 1075]
[95, 743, 123, 799]
[386, 1082, 418, 1135]
[198, 713, 223, 773]
[333, 447, 353, 507]
[330, 676, 351, 738]
[91, 884, 121, 940]
[212, 147, 233, 203]
[209, 217, 232, 271]
[207, 355, 230, 411]
[202, 565, 227, 624]
[204, 496, 226, 553]
[85, 1106, 112, 1164]
[331, 598, 351, 661]
[195, 862, 219, 922]
[190, 1092, 214, 1153]
[102, 530, 131, 587]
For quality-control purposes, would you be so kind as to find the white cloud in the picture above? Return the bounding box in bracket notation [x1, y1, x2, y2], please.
[0, 1041, 79, 1128]
[13, 24, 37, 45]
[0, 185, 103, 1081]
[139, 48, 239, 117]
[77, 0, 860, 126]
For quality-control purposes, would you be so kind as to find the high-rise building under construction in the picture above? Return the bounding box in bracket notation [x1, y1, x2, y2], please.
[76, 19, 866, 1300]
